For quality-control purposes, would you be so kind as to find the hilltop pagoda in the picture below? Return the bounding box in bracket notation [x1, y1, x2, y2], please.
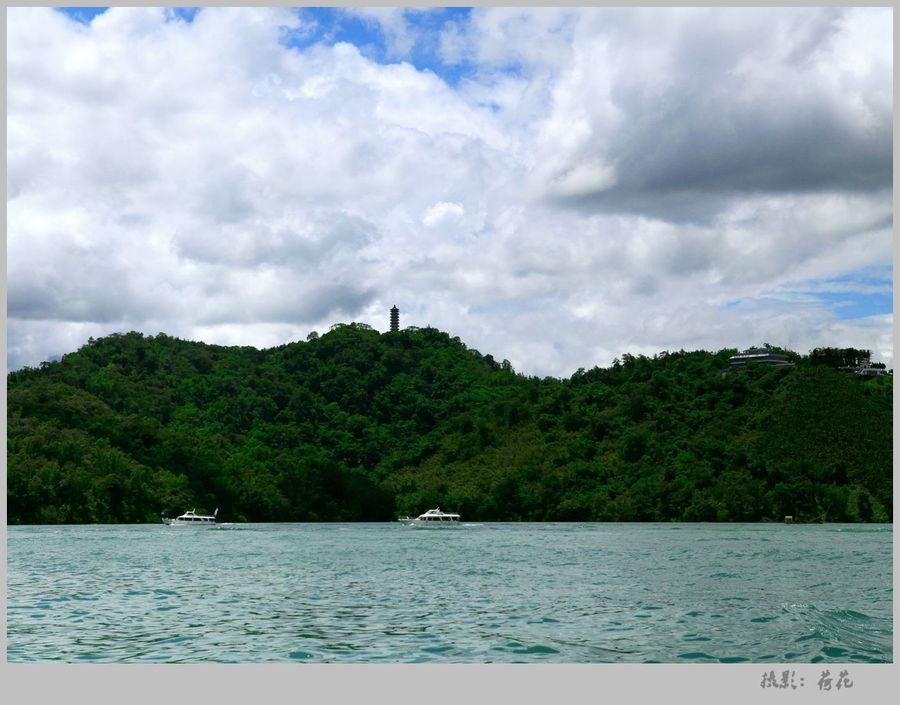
[390, 305, 399, 333]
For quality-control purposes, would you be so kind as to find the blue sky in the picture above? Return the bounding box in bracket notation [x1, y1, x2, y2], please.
[55, 6, 107, 24]
[56, 6, 482, 85]
[295, 8, 478, 86]
[57, 6, 197, 24]
[799, 271, 893, 321]
[725, 267, 894, 322]
[11, 7, 893, 373]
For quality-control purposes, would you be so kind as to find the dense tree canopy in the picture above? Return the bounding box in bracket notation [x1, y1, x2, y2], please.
[7, 327, 892, 524]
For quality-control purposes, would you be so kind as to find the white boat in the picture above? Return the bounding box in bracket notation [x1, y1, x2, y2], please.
[162, 508, 218, 527]
[400, 507, 461, 525]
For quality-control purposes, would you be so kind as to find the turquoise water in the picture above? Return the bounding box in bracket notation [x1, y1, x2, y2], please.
[6, 522, 892, 663]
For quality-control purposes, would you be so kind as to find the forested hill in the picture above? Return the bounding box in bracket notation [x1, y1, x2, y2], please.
[7, 326, 893, 524]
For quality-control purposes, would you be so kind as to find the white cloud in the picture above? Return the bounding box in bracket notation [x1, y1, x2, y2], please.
[6, 7, 893, 376]
[422, 202, 466, 228]
[341, 7, 418, 58]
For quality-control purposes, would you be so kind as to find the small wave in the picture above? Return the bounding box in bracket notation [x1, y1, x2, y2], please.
[422, 645, 454, 654]
[677, 651, 714, 660]
[795, 631, 824, 644]
[824, 609, 874, 622]
[831, 526, 892, 533]
[783, 603, 891, 662]
[152, 635, 196, 646]
[521, 644, 559, 655]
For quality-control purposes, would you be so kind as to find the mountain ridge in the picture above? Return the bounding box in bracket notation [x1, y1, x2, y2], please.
[7, 326, 892, 524]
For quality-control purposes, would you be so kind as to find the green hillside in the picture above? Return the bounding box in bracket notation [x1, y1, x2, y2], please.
[7, 326, 892, 524]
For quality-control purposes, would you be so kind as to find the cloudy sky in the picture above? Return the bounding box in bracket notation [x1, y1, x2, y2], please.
[6, 6, 893, 377]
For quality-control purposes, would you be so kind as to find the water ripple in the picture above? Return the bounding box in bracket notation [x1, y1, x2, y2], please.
[7, 522, 892, 663]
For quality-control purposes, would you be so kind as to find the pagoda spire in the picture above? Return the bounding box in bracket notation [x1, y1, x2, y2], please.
[390, 305, 399, 333]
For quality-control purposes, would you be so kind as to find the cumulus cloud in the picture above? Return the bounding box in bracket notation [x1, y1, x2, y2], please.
[521, 8, 892, 223]
[6, 6, 893, 376]
[422, 202, 466, 228]
[340, 7, 420, 58]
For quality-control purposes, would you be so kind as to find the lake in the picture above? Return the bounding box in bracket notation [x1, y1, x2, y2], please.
[6, 522, 892, 663]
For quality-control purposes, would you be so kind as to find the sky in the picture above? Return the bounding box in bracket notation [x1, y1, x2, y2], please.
[6, 6, 894, 377]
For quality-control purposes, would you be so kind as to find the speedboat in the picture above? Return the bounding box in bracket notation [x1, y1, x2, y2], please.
[400, 507, 461, 526]
[162, 508, 218, 527]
